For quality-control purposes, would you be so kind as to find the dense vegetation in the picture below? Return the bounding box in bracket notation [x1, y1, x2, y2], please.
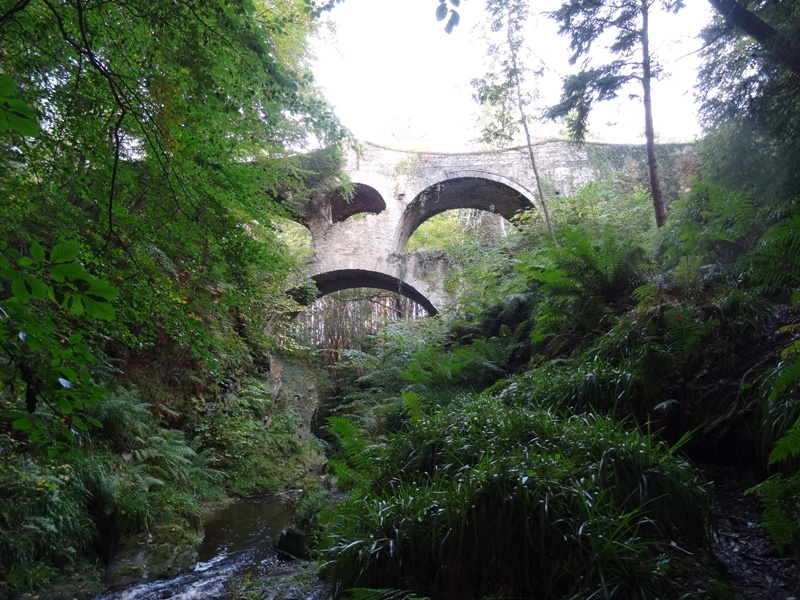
[0, 0, 799, 598]
[0, 0, 344, 595]
[318, 173, 800, 597]
[313, 3, 800, 595]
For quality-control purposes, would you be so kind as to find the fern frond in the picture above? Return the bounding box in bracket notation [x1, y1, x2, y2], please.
[326, 417, 379, 477]
[771, 354, 800, 400]
[769, 419, 800, 466]
[748, 473, 800, 557]
[664, 307, 717, 364]
[750, 213, 800, 293]
[401, 391, 424, 420]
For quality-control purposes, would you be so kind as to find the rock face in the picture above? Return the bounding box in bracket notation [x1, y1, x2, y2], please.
[301, 140, 697, 313]
[102, 526, 199, 590]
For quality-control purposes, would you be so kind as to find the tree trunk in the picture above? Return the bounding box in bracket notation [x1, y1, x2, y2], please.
[507, 9, 557, 244]
[707, 0, 800, 77]
[640, 2, 667, 228]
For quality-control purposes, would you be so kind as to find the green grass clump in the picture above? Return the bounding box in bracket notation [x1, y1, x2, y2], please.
[320, 395, 710, 600]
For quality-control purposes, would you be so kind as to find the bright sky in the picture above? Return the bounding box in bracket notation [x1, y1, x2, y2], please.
[311, 0, 714, 151]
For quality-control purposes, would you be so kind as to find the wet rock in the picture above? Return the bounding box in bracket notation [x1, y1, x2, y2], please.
[277, 526, 312, 560]
[102, 525, 200, 590]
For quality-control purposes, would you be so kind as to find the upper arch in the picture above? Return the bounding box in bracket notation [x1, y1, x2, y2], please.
[396, 173, 536, 252]
[330, 183, 387, 223]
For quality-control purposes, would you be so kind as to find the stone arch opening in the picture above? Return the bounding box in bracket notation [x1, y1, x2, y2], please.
[397, 176, 534, 252]
[312, 269, 437, 316]
[331, 183, 387, 224]
[406, 209, 514, 251]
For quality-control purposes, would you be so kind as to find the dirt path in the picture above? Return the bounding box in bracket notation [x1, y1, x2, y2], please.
[706, 466, 800, 599]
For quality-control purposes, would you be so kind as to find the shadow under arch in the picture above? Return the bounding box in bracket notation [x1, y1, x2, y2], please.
[330, 183, 387, 223]
[397, 174, 535, 252]
[311, 269, 437, 316]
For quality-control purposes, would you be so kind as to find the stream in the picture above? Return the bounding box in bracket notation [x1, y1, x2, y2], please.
[97, 495, 309, 600]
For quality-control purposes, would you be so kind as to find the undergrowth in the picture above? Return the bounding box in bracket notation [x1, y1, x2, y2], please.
[321, 394, 710, 599]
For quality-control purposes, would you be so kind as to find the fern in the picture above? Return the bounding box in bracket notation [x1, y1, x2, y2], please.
[748, 474, 800, 559]
[525, 226, 647, 349]
[401, 391, 424, 420]
[750, 211, 800, 294]
[703, 184, 761, 250]
[769, 419, 800, 466]
[326, 416, 381, 487]
[664, 307, 717, 365]
[760, 320, 800, 450]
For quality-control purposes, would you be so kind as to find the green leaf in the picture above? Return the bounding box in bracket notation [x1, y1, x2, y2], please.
[17, 256, 36, 268]
[12, 417, 32, 431]
[51, 261, 90, 282]
[24, 274, 47, 300]
[85, 279, 119, 301]
[1, 266, 20, 280]
[11, 275, 31, 302]
[25, 334, 43, 351]
[67, 295, 85, 316]
[30, 242, 45, 262]
[82, 295, 115, 320]
[68, 333, 83, 344]
[50, 241, 81, 264]
[59, 398, 73, 413]
[768, 419, 800, 466]
[86, 416, 103, 428]
[0, 97, 39, 137]
[55, 366, 76, 381]
[0, 75, 14, 97]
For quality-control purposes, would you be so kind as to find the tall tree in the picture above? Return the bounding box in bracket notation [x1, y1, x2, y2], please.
[546, 0, 682, 228]
[696, 0, 800, 199]
[0, 0, 345, 341]
[0, 0, 346, 442]
[706, 0, 800, 77]
[472, 0, 557, 243]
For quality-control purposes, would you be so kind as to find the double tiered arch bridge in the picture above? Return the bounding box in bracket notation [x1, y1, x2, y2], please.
[296, 140, 694, 314]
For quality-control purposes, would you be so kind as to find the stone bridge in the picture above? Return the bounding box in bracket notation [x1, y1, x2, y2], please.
[299, 140, 695, 315]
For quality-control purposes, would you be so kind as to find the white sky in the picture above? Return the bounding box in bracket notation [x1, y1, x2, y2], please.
[311, 0, 714, 151]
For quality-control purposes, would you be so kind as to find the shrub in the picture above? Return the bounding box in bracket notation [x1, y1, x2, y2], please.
[321, 395, 710, 599]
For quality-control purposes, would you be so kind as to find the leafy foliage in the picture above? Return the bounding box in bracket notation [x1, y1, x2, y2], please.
[0, 387, 217, 595]
[1, 241, 116, 448]
[0, 0, 343, 592]
[472, 0, 556, 240]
